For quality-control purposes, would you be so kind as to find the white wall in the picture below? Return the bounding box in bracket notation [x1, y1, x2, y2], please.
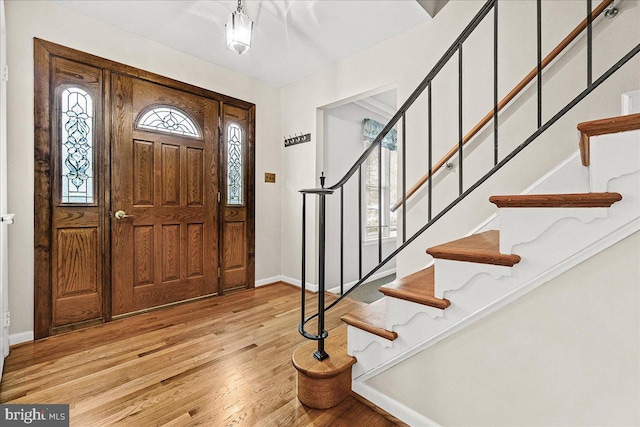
[5, 0, 282, 337]
[322, 102, 396, 288]
[366, 231, 640, 426]
[279, 0, 640, 283]
[0, 0, 9, 371]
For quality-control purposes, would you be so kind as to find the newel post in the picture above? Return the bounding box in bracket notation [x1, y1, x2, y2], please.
[314, 172, 329, 361]
[293, 173, 354, 410]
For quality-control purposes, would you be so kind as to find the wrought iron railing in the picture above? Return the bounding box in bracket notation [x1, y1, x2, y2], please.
[299, 0, 639, 360]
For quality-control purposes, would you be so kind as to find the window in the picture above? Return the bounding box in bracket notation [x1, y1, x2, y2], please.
[363, 119, 397, 241]
[227, 123, 243, 205]
[137, 105, 201, 138]
[61, 87, 94, 203]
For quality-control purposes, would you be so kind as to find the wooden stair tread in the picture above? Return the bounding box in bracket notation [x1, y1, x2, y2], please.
[340, 299, 397, 341]
[379, 267, 450, 309]
[489, 192, 622, 208]
[426, 230, 521, 267]
[577, 113, 640, 166]
[292, 325, 356, 379]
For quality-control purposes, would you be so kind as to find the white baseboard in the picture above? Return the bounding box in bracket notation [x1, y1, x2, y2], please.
[9, 331, 33, 346]
[352, 381, 441, 426]
[277, 275, 319, 293]
[255, 275, 319, 292]
[255, 275, 284, 287]
[327, 268, 396, 295]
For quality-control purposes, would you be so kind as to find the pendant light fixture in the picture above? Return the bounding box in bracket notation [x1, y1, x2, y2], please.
[226, 0, 253, 55]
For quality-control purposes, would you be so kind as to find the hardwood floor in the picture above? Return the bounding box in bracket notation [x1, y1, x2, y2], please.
[0, 284, 403, 426]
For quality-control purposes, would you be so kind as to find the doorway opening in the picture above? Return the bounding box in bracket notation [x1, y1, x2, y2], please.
[320, 88, 398, 297]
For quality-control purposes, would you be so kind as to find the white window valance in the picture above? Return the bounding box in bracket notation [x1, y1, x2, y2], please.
[363, 118, 397, 151]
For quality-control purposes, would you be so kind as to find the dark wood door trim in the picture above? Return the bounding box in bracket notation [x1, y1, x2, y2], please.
[34, 40, 53, 340]
[248, 105, 256, 290]
[34, 39, 255, 339]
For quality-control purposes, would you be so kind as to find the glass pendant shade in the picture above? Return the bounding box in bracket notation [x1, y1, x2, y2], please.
[226, 3, 253, 55]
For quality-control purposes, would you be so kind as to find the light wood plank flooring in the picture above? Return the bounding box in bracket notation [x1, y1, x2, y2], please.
[0, 284, 402, 426]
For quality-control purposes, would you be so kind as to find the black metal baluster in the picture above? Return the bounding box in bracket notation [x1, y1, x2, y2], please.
[494, 1, 499, 166]
[402, 112, 407, 243]
[458, 44, 463, 196]
[587, 0, 593, 86]
[301, 193, 306, 330]
[358, 165, 363, 280]
[428, 81, 433, 221]
[378, 141, 382, 263]
[537, 0, 542, 128]
[340, 186, 344, 296]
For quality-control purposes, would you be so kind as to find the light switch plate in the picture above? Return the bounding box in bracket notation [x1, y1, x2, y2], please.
[265, 173, 276, 183]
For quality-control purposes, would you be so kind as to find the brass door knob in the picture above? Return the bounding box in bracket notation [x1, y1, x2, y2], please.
[114, 210, 134, 220]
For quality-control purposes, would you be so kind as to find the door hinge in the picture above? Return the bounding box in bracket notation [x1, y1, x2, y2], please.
[2, 66, 8, 82]
[218, 116, 222, 131]
[217, 267, 221, 278]
[217, 191, 221, 203]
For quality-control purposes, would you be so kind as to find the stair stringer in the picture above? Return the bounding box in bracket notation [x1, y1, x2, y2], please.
[353, 212, 639, 381]
[348, 151, 589, 378]
[349, 134, 639, 382]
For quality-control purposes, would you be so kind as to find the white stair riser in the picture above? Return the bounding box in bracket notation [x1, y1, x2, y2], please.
[590, 130, 640, 192]
[532, 151, 591, 194]
[385, 297, 443, 330]
[499, 207, 609, 253]
[434, 258, 512, 299]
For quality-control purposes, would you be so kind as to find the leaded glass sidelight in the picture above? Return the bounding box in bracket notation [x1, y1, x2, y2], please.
[137, 106, 201, 138]
[61, 87, 94, 203]
[227, 123, 243, 205]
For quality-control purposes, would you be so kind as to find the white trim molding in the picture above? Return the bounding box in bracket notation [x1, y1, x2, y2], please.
[352, 381, 441, 427]
[622, 89, 640, 114]
[9, 331, 33, 347]
[254, 275, 285, 287]
[255, 275, 319, 292]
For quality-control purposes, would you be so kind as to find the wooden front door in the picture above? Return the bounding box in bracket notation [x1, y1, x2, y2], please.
[35, 40, 256, 338]
[111, 76, 219, 316]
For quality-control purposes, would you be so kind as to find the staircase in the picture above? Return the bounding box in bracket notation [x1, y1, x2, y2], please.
[291, 0, 640, 421]
[293, 116, 640, 418]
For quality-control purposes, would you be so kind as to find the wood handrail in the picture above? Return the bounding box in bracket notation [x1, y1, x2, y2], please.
[391, 0, 614, 212]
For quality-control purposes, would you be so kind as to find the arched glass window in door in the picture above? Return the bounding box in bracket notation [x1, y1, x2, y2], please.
[227, 123, 243, 205]
[61, 87, 94, 203]
[137, 105, 201, 138]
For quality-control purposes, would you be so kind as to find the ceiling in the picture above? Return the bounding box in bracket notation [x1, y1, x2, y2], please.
[54, 0, 431, 87]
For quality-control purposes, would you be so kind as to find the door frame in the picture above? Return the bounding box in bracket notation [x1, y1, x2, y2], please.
[34, 39, 255, 339]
